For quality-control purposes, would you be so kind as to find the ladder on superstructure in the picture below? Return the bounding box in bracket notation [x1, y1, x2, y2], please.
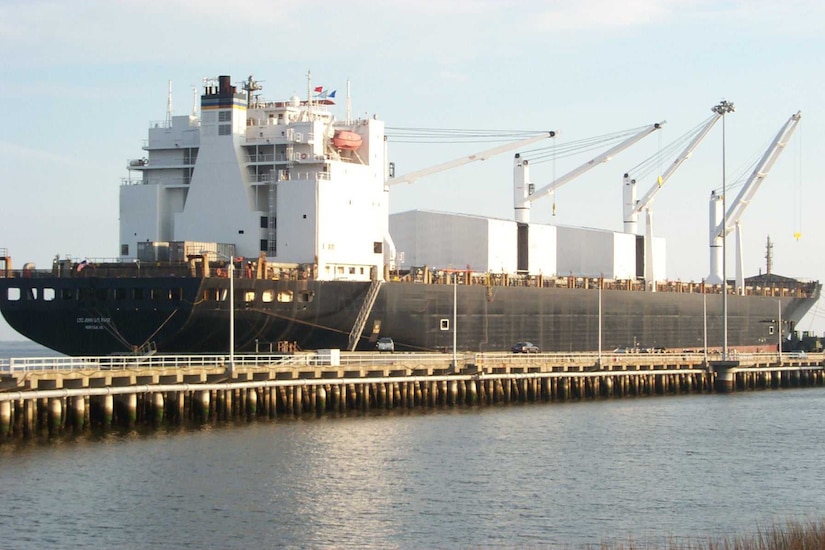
[348, 279, 383, 351]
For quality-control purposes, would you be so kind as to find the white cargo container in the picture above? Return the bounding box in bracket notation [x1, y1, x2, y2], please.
[390, 210, 517, 273]
[556, 226, 636, 279]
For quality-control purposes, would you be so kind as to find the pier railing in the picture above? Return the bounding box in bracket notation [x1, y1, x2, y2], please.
[0, 352, 454, 374]
[1, 351, 820, 375]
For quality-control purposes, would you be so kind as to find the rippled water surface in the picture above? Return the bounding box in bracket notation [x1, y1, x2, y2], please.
[2, 342, 825, 548]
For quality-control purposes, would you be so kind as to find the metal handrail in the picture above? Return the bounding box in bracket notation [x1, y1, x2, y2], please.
[3, 350, 818, 375]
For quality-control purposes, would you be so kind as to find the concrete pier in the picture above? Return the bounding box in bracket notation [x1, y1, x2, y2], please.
[0, 350, 822, 440]
[710, 360, 741, 393]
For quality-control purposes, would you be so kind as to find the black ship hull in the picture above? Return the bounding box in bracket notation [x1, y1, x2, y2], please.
[0, 274, 819, 356]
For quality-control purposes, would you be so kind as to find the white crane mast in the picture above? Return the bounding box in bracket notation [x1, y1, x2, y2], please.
[514, 121, 665, 224]
[387, 132, 554, 186]
[706, 111, 802, 289]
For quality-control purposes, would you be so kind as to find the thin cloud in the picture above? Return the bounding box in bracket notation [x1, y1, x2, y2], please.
[525, 0, 825, 33]
[0, 141, 87, 169]
[438, 70, 470, 83]
[530, 0, 700, 32]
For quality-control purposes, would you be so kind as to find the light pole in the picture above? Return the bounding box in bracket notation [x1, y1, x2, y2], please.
[204, 250, 234, 375]
[228, 256, 235, 374]
[777, 300, 782, 364]
[712, 99, 735, 359]
[597, 284, 602, 367]
[452, 272, 457, 371]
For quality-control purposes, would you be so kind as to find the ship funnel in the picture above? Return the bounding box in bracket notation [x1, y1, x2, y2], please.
[219, 75, 232, 95]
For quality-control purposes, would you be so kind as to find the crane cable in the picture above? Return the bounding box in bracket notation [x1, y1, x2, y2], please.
[625, 115, 716, 184]
[385, 127, 547, 143]
[552, 134, 557, 216]
[793, 124, 803, 240]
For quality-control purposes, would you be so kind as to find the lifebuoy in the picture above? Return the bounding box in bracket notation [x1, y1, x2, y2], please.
[300, 153, 307, 160]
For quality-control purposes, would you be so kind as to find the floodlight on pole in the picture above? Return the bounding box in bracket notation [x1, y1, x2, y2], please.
[711, 99, 735, 360]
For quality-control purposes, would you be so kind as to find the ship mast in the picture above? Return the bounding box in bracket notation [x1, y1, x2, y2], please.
[346, 79, 352, 125]
[306, 69, 313, 116]
[243, 75, 262, 107]
[166, 80, 173, 127]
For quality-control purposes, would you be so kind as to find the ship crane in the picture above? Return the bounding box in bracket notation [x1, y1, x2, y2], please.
[387, 132, 555, 186]
[513, 121, 665, 225]
[623, 109, 725, 289]
[383, 131, 555, 270]
[706, 110, 802, 292]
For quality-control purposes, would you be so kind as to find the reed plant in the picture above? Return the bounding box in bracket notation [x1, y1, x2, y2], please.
[590, 517, 825, 550]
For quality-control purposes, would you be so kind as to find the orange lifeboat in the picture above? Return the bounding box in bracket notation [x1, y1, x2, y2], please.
[332, 130, 362, 150]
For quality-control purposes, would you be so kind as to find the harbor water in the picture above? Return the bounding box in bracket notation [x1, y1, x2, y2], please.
[2, 342, 825, 548]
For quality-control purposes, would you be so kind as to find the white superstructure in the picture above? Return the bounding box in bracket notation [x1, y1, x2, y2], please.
[121, 75, 388, 281]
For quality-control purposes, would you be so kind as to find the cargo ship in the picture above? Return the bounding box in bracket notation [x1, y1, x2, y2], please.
[0, 74, 819, 356]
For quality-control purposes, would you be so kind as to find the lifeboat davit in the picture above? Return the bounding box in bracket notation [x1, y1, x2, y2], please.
[332, 130, 363, 150]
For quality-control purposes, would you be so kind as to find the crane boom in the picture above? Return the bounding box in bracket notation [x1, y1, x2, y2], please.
[706, 110, 802, 288]
[632, 114, 722, 216]
[387, 131, 555, 186]
[717, 111, 802, 237]
[625, 111, 723, 289]
[518, 121, 665, 207]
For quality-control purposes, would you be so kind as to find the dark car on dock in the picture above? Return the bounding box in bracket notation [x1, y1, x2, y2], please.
[511, 342, 540, 353]
[376, 337, 395, 352]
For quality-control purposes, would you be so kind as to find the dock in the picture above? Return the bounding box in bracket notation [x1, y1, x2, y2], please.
[0, 351, 822, 439]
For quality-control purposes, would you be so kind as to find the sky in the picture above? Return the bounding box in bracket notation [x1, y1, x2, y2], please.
[1, 0, 825, 341]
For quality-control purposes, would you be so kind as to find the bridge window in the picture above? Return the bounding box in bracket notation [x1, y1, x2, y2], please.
[277, 290, 293, 303]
